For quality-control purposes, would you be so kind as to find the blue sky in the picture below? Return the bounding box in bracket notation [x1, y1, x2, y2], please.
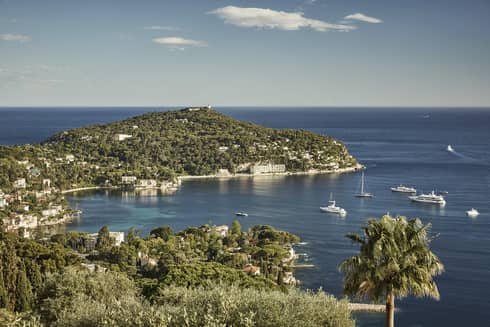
[0, 0, 489, 107]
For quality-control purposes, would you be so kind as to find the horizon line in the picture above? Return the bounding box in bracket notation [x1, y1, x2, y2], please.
[0, 105, 489, 109]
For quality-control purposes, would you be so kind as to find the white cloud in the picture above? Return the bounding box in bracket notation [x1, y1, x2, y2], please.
[0, 33, 31, 42]
[209, 6, 355, 32]
[144, 25, 178, 31]
[152, 36, 207, 50]
[344, 13, 382, 24]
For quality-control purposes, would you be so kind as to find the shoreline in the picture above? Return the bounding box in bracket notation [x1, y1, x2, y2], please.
[61, 186, 110, 194]
[178, 164, 363, 181]
[60, 164, 363, 194]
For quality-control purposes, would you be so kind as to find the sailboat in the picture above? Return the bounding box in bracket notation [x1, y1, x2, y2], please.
[355, 171, 373, 198]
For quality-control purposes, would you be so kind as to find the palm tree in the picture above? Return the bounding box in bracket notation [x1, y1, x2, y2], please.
[339, 214, 444, 327]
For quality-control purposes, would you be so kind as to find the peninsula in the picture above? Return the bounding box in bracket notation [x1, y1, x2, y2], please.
[0, 107, 360, 233]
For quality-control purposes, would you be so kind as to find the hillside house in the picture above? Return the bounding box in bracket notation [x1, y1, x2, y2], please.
[137, 179, 157, 188]
[41, 205, 63, 217]
[114, 133, 132, 141]
[122, 176, 137, 184]
[0, 191, 6, 208]
[214, 225, 229, 237]
[250, 163, 286, 174]
[14, 178, 26, 189]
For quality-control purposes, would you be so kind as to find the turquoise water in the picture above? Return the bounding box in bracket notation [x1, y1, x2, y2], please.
[1, 107, 490, 326]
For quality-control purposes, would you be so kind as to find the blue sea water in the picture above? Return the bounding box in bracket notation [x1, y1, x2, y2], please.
[1, 107, 490, 326]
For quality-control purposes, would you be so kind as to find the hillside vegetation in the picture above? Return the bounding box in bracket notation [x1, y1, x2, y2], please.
[45, 107, 358, 180]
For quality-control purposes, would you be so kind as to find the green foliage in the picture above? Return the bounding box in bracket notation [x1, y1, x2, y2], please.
[150, 226, 173, 241]
[339, 215, 444, 302]
[31, 268, 354, 327]
[0, 231, 80, 313]
[339, 215, 444, 326]
[95, 225, 112, 250]
[0, 266, 7, 309]
[231, 220, 241, 235]
[159, 261, 276, 290]
[152, 283, 354, 327]
[0, 108, 357, 195]
[14, 261, 32, 312]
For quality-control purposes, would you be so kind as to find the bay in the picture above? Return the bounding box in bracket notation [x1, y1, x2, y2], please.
[1, 107, 489, 326]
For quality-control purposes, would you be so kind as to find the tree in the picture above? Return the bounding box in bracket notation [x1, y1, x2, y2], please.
[96, 226, 112, 250]
[231, 220, 241, 235]
[339, 215, 444, 327]
[1, 238, 18, 311]
[127, 227, 139, 246]
[14, 261, 33, 312]
[149, 226, 173, 242]
[0, 266, 7, 308]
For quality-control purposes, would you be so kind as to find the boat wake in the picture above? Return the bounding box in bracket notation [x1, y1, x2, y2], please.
[446, 145, 483, 164]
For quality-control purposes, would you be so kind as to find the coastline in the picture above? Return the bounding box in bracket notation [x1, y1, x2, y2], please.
[178, 164, 364, 181]
[61, 186, 107, 194]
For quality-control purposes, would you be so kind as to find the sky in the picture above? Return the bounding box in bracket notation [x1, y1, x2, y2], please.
[0, 0, 489, 107]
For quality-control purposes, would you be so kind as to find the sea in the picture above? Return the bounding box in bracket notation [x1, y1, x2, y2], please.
[1, 107, 489, 326]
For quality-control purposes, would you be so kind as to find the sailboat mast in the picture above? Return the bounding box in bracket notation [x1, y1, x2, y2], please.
[361, 171, 364, 193]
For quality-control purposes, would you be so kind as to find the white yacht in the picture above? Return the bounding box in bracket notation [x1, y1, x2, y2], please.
[320, 200, 347, 216]
[447, 145, 454, 152]
[391, 185, 417, 193]
[354, 171, 373, 198]
[466, 208, 479, 217]
[409, 191, 446, 205]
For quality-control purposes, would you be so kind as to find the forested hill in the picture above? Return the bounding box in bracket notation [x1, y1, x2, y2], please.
[45, 107, 358, 177]
[0, 107, 358, 194]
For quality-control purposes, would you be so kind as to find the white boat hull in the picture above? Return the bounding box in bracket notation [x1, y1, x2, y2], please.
[320, 207, 346, 215]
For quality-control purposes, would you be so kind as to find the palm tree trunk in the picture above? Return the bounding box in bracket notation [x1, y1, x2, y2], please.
[386, 291, 395, 327]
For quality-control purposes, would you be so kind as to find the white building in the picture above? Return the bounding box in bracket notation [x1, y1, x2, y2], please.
[88, 231, 125, 247]
[121, 176, 137, 184]
[214, 225, 229, 237]
[0, 190, 6, 208]
[14, 178, 26, 189]
[137, 179, 157, 188]
[250, 163, 286, 174]
[65, 154, 75, 162]
[114, 134, 132, 141]
[3, 214, 38, 230]
[109, 232, 125, 246]
[41, 205, 63, 217]
[42, 179, 51, 188]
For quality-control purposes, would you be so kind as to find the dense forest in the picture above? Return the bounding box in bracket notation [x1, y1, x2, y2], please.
[0, 220, 355, 326]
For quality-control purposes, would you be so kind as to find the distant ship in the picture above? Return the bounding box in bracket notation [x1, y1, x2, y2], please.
[235, 212, 248, 217]
[354, 171, 373, 198]
[447, 145, 454, 152]
[409, 191, 446, 205]
[466, 208, 479, 217]
[320, 200, 347, 216]
[391, 185, 417, 193]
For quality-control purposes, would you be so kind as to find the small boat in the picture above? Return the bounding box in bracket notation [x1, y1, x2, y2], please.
[447, 145, 454, 152]
[466, 208, 479, 217]
[235, 212, 248, 217]
[320, 200, 347, 216]
[391, 185, 417, 193]
[409, 191, 446, 205]
[354, 171, 373, 198]
[439, 191, 449, 195]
